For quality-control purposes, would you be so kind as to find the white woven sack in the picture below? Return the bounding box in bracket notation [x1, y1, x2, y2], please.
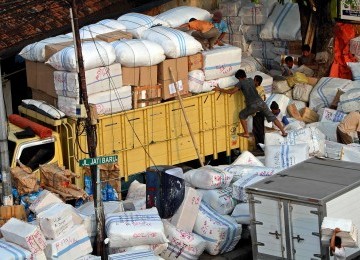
[218, 75, 239, 89]
[321, 217, 358, 246]
[193, 203, 241, 255]
[157, 6, 211, 28]
[324, 140, 346, 160]
[188, 70, 205, 93]
[338, 88, 360, 113]
[45, 225, 92, 260]
[231, 203, 250, 224]
[309, 77, 354, 112]
[160, 220, 206, 260]
[219, 0, 245, 17]
[0, 239, 36, 260]
[296, 65, 314, 77]
[117, 13, 168, 39]
[350, 37, 360, 57]
[265, 143, 309, 168]
[285, 118, 305, 131]
[196, 187, 236, 215]
[239, 55, 263, 73]
[265, 127, 325, 156]
[0, 218, 47, 254]
[109, 249, 163, 260]
[239, 0, 278, 25]
[232, 151, 264, 166]
[37, 203, 74, 239]
[260, 3, 301, 40]
[232, 173, 265, 201]
[202, 79, 219, 93]
[19, 35, 73, 62]
[46, 41, 116, 72]
[112, 39, 165, 67]
[292, 83, 313, 102]
[341, 145, 360, 163]
[124, 180, 146, 210]
[96, 19, 127, 31]
[272, 80, 291, 95]
[106, 208, 168, 248]
[240, 25, 264, 42]
[22, 99, 65, 119]
[217, 165, 280, 182]
[58, 85, 132, 116]
[183, 166, 233, 189]
[202, 45, 242, 80]
[109, 243, 168, 256]
[29, 189, 64, 214]
[247, 71, 273, 86]
[141, 26, 202, 58]
[77, 201, 125, 237]
[307, 122, 339, 142]
[54, 63, 122, 98]
[318, 107, 347, 123]
[247, 41, 280, 60]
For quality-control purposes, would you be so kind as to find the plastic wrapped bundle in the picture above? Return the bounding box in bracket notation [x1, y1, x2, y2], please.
[157, 6, 211, 28]
[196, 187, 235, 215]
[183, 166, 233, 189]
[265, 143, 309, 168]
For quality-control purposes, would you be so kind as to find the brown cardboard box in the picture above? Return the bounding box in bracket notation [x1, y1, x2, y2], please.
[26, 61, 57, 97]
[158, 57, 188, 81]
[159, 77, 189, 100]
[44, 41, 73, 61]
[96, 30, 133, 43]
[188, 53, 203, 71]
[132, 85, 162, 109]
[134, 98, 162, 109]
[31, 88, 58, 106]
[122, 66, 157, 86]
[287, 41, 303, 55]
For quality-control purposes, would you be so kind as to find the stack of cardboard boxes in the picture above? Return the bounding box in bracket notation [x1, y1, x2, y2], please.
[26, 40, 205, 112]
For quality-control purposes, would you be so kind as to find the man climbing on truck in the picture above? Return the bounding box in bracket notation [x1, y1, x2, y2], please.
[213, 69, 287, 138]
[330, 227, 346, 260]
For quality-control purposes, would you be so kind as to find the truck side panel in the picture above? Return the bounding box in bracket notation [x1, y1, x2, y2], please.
[68, 91, 249, 187]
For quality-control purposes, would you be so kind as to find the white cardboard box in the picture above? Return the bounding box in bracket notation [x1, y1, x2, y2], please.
[169, 187, 202, 232]
[29, 190, 63, 214]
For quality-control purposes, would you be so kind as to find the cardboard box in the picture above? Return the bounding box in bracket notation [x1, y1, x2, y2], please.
[134, 98, 162, 109]
[26, 61, 56, 98]
[158, 57, 188, 81]
[96, 30, 133, 43]
[159, 77, 189, 100]
[169, 187, 202, 232]
[122, 66, 157, 86]
[44, 41, 73, 61]
[31, 88, 58, 106]
[132, 85, 162, 109]
[188, 53, 203, 71]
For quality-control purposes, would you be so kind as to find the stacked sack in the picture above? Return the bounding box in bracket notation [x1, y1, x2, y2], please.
[0, 189, 95, 259]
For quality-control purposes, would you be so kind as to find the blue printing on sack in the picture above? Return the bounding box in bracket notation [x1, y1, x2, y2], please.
[316, 77, 333, 107]
[333, 111, 346, 122]
[0, 240, 27, 260]
[166, 243, 198, 260]
[55, 236, 90, 258]
[199, 203, 238, 254]
[60, 46, 74, 72]
[109, 250, 155, 259]
[128, 13, 153, 27]
[105, 214, 161, 233]
[204, 62, 241, 71]
[280, 144, 290, 168]
[161, 27, 187, 57]
[273, 3, 292, 39]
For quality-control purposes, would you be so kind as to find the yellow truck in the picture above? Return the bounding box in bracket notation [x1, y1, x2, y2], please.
[8, 91, 249, 189]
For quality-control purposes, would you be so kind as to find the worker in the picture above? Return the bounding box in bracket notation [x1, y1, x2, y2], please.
[336, 111, 360, 144]
[298, 44, 317, 69]
[210, 11, 228, 46]
[282, 56, 298, 76]
[179, 18, 220, 50]
[213, 69, 287, 138]
[253, 75, 265, 154]
[330, 228, 346, 260]
[270, 101, 289, 130]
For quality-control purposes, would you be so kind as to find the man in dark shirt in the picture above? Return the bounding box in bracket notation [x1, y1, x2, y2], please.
[214, 69, 287, 138]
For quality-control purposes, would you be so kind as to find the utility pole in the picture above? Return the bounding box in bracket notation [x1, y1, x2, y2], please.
[69, 1, 106, 258]
[0, 64, 13, 206]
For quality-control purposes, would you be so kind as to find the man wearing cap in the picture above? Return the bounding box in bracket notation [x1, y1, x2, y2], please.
[210, 11, 228, 46]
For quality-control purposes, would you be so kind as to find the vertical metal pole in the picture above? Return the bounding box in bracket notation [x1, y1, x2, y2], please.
[70, 2, 105, 258]
[0, 64, 13, 206]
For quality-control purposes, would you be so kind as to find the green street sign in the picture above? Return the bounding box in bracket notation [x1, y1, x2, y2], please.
[79, 155, 118, 167]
